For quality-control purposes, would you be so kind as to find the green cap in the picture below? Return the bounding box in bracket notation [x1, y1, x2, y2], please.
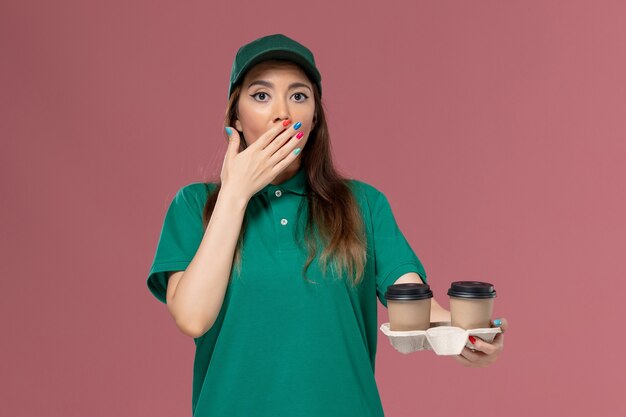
[228, 33, 322, 99]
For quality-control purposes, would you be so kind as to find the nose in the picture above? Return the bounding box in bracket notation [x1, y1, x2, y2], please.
[272, 96, 291, 124]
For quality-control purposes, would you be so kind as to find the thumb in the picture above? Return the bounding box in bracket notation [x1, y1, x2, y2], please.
[224, 126, 241, 158]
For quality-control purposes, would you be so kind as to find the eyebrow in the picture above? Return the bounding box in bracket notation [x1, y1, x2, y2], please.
[247, 80, 312, 92]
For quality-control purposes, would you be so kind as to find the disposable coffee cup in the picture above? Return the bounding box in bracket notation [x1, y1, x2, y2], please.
[447, 281, 496, 329]
[385, 283, 433, 331]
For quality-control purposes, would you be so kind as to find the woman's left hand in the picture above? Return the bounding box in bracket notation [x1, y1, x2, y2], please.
[453, 318, 508, 368]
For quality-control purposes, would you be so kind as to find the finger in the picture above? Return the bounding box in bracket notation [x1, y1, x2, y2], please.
[264, 121, 303, 154]
[271, 139, 305, 174]
[459, 347, 485, 361]
[224, 126, 241, 160]
[492, 317, 508, 333]
[469, 335, 498, 355]
[269, 129, 305, 163]
[252, 120, 292, 151]
[453, 354, 474, 367]
[491, 332, 504, 348]
[267, 124, 306, 165]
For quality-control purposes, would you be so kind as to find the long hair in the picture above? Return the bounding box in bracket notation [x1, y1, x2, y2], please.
[202, 65, 367, 286]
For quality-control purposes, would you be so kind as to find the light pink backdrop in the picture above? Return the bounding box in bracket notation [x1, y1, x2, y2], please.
[2, 1, 624, 416]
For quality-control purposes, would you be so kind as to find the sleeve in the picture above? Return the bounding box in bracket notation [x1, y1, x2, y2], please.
[372, 190, 427, 308]
[146, 184, 207, 304]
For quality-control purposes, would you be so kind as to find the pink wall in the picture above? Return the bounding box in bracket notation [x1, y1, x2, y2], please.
[2, 1, 624, 416]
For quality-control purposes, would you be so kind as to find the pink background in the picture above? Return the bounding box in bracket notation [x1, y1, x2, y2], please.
[2, 1, 624, 416]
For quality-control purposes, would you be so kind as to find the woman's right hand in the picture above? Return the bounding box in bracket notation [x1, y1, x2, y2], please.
[220, 120, 305, 201]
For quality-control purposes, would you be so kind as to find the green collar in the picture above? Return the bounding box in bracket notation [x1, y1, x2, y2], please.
[253, 166, 307, 198]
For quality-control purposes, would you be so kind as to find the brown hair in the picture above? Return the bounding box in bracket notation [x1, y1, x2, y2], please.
[202, 64, 367, 286]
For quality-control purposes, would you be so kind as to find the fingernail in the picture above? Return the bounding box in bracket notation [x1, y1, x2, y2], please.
[296, 131, 304, 139]
[294, 148, 301, 155]
[282, 119, 291, 127]
[493, 319, 502, 326]
[293, 121, 302, 130]
[225, 127, 232, 136]
[468, 336, 477, 345]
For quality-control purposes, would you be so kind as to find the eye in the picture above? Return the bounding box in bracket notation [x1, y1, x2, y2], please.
[251, 92, 269, 102]
[292, 92, 309, 102]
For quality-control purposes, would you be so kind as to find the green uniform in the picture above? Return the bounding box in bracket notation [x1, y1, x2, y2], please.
[147, 166, 427, 416]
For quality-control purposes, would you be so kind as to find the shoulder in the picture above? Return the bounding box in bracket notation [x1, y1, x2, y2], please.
[171, 181, 219, 212]
[345, 178, 388, 208]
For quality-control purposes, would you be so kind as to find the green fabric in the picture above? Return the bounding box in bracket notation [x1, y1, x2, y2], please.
[147, 167, 427, 417]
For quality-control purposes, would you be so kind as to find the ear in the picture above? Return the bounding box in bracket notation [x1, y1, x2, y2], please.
[235, 119, 243, 132]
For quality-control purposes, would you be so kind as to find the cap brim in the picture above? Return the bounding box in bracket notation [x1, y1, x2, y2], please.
[232, 49, 321, 92]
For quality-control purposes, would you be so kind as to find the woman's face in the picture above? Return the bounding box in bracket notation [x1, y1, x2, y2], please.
[235, 60, 316, 148]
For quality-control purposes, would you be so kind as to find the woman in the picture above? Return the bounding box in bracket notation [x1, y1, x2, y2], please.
[147, 33, 508, 416]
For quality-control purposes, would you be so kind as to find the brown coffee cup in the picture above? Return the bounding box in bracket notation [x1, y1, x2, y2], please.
[447, 281, 496, 329]
[385, 283, 433, 331]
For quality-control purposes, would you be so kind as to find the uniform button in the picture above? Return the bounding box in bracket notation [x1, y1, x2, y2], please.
[280, 218, 288, 226]
[275, 190, 282, 197]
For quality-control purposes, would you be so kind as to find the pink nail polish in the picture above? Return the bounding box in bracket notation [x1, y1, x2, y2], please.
[296, 131, 304, 139]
